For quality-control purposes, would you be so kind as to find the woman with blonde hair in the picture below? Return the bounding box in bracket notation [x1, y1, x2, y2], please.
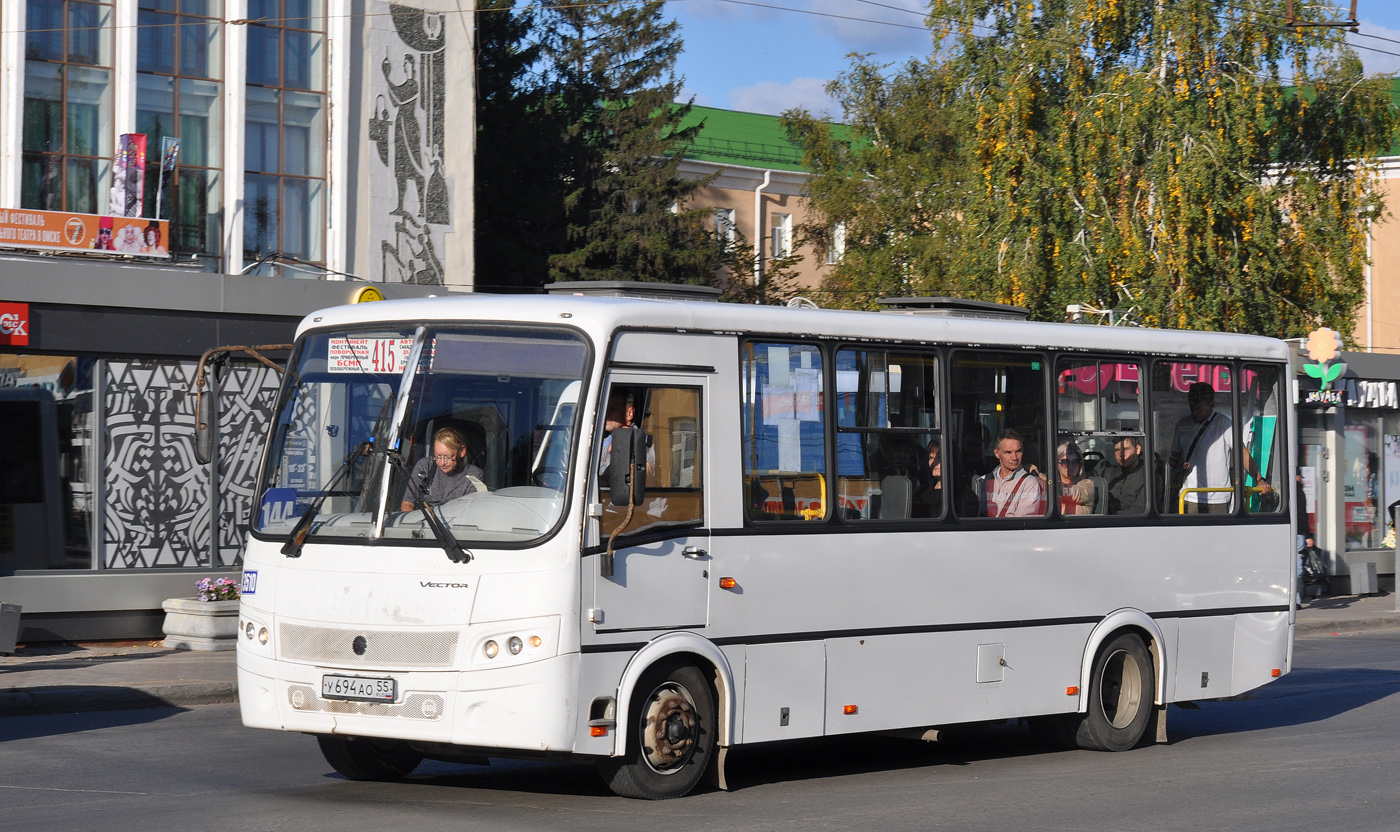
[1056, 439, 1096, 515]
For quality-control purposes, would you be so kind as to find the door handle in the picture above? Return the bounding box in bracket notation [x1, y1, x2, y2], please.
[682, 546, 708, 559]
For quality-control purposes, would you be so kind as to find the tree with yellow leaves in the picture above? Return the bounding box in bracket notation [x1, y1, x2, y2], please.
[785, 0, 1396, 336]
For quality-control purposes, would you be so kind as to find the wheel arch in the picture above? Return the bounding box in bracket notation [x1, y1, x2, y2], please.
[1075, 610, 1167, 714]
[610, 632, 736, 757]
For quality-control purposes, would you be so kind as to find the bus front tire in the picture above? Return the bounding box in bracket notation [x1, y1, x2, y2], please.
[1074, 632, 1155, 752]
[317, 735, 423, 781]
[599, 662, 716, 800]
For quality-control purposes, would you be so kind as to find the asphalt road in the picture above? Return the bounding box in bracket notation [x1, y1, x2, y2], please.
[2, 631, 1399, 832]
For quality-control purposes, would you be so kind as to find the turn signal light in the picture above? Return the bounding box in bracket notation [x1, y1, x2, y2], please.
[530, 635, 542, 648]
[1271, 668, 1281, 677]
[484, 640, 499, 659]
[590, 726, 608, 737]
[1066, 686, 1079, 696]
[843, 704, 858, 715]
[719, 577, 737, 589]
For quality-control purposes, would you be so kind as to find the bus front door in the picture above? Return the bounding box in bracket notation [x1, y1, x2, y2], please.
[589, 375, 710, 633]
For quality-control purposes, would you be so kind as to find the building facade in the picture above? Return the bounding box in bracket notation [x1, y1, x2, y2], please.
[0, 0, 473, 642]
[678, 106, 840, 294]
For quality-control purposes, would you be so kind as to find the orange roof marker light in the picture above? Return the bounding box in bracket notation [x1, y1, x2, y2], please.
[719, 577, 737, 590]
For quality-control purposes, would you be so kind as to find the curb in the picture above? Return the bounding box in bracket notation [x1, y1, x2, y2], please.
[0, 682, 237, 717]
[1295, 615, 1400, 636]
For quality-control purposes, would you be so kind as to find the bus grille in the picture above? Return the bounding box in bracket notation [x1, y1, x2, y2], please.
[278, 622, 459, 668]
[287, 684, 445, 720]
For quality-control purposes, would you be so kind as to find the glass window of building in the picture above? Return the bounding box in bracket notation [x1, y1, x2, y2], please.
[136, 0, 224, 261]
[244, 0, 327, 271]
[22, 0, 114, 213]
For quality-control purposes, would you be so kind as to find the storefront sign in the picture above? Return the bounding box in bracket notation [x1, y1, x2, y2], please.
[0, 209, 170, 257]
[0, 302, 30, 346]
[1302, 389, 1344, 406]
[1343, 379, 1399, 409]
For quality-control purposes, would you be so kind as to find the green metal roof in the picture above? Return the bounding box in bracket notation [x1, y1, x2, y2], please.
[677, 105, 813, 173]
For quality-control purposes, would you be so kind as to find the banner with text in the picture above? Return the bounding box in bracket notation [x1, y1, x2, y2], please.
[0, 209, 170, 257]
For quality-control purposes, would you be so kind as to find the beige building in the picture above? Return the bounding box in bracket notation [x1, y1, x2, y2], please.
[1356, 156, 1400, 353]
[677, 106, 837, 294]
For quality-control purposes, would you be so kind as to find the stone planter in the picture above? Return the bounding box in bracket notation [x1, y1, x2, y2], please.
[162, 598, 240, 651]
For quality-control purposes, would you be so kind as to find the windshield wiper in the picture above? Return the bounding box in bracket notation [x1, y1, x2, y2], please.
[417, 501, 473, 564]
[281, 441, 373, 558]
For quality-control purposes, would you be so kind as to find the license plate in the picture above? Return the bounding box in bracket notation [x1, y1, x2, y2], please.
[322, 674, 397, 702]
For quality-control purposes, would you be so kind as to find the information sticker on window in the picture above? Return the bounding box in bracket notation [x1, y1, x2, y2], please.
[328, 338, 414, 373]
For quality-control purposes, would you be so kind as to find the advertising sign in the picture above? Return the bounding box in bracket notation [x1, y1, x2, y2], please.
[0, 209, 169, 257]
[0, 303, 30, 347]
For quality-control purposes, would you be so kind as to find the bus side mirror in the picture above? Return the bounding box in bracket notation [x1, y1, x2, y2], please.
[194, 390, 215, 465]
[608, 427, 647, 507]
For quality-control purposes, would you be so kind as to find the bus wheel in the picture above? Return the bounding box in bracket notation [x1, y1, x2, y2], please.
[1076, 632, 1154, 752]
[599, 662, 715, 799]
[317, 735, 423, 781]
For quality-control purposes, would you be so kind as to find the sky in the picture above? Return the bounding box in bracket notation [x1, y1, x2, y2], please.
[666, 0, 1400, 118]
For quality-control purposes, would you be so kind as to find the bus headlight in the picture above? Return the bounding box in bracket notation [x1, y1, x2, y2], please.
[245, 622, 255, 640]
[508, 636, 523, 655]
[258, 627, 269, 645]
[484, 640, 499, 659]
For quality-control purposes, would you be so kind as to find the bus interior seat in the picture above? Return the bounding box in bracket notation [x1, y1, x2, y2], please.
[878, 474, 913, 520]
[1088, 475, 1107, 514]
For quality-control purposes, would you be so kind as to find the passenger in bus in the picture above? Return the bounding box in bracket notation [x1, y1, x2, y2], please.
[1106, 436, 1150, 515]
[1055, 440, 1096, 515]
[980, 429, 1046, 517]
[1170, 382, 1272, 513]
[399, 426, 483, 511]
[919, 439, 943, 514]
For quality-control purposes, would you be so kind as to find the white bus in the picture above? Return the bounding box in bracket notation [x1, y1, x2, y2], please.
[236, 287, 1295, 799]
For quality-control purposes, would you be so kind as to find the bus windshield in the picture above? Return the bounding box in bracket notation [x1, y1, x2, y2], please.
[256, 325, 589, 547]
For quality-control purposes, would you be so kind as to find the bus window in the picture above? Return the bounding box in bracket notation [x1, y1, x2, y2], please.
[835, 348, 941, 520]
[1153, 361, 1239, 515]
[598, 385, 703, 540]
[950, 351, 1047, 519]
[1055, 358, 1146, 516]
[742, 342, 828, 522]
[1242, 364, 1285, 515]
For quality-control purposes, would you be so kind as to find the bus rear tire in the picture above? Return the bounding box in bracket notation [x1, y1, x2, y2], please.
[598, 662, 716, 800]
[1074, 632, 1154, 752]
[317, 735, 423, 781]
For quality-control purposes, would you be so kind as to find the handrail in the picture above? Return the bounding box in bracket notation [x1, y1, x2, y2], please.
[1178, 485, 1269, 515]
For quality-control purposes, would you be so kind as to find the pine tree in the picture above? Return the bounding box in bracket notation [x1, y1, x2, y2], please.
[474, 0, 564, 291]
[540, 0, 722, 284]
[787, 0, 1397, 337]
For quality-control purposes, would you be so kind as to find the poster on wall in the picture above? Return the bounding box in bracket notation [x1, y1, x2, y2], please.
[1385, 435, 1400, 524]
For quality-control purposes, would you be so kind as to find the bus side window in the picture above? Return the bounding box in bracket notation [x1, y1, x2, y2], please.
[1055, 358, 1146, 517]
[949, 351, 1048, 519]
[742, 342, 828, 522]
[1152, 362, 1237, 515]
[834, 348, 941, 521]
[1242, 364, 1285, 515]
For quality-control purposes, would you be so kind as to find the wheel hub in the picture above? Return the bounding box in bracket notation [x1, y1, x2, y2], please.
[641, 684, 698, 774]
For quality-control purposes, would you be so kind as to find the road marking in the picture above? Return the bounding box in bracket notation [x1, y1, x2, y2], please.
[0, 785, 147, 795]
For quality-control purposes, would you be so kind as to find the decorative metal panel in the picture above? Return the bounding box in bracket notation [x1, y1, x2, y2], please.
[102, 359, 209, 568]
[217, 363, 283, 567]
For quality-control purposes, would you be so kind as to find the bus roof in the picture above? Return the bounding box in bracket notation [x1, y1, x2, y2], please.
[298, 294, 1291, 362]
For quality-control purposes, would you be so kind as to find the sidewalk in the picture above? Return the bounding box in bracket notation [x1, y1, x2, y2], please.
[1, 595, 1398, 717]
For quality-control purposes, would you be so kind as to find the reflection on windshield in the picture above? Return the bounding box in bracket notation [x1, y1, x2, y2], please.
[256, 326, 589, 546]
